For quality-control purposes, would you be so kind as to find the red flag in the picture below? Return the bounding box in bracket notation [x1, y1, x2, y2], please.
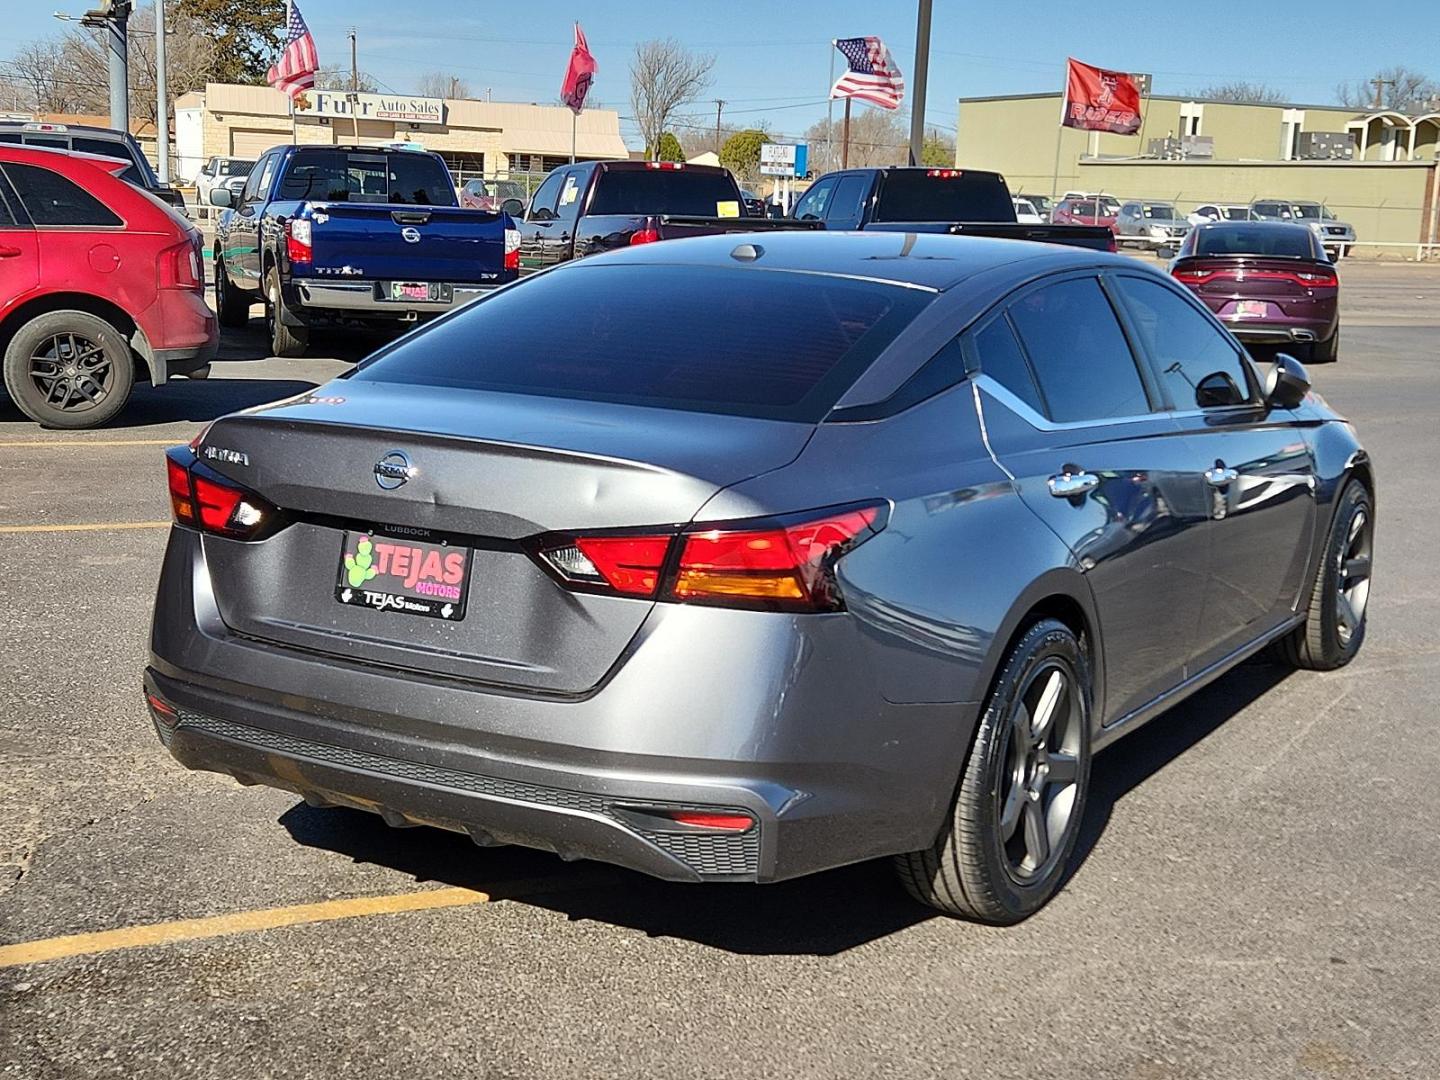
[1062, 58, 1142, 135]
[561, 23, 597, 115]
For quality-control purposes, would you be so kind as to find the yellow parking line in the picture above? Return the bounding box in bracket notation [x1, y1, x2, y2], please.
[0, 887, 491, 969]
[0, 439, 180, 448]
[0, 521, 170, 534]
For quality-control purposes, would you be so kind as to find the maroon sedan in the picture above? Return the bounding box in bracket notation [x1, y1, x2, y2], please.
[1171, 221, 1339, 362]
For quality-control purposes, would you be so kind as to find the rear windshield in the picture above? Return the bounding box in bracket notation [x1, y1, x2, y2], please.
[587, 168, 741, 216]
[350, 265, 930, 421]
[873, 171, 1014, 223]
[1142, 204, 1178, 219]
[278, 150, 457, 206]
[1194, 225, 1316, 258]
[219, 159, 254, 177]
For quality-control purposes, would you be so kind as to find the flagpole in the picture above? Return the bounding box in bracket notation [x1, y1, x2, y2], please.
[570, 112, 576, 165]
[826, 41, 836, 172]
[1050, 61, 1068, 200]
[287, 0, 297, 143]
[841, 97, 852, 169]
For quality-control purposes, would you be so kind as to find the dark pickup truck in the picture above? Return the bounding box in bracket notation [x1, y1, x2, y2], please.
[211, 144, 517, 356]
[793, 166, 1115, 251]
[514, 160, 817, 272]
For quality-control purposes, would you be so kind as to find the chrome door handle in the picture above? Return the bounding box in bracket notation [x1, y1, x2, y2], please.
[1204, 465, 1239, 487]
[1048, 470, 1100, 498]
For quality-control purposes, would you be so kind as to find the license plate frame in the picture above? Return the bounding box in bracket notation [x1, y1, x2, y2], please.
[1235, 300, 1269, 319]
[385, 281, 444, 303]
[334, 531, 470, 621]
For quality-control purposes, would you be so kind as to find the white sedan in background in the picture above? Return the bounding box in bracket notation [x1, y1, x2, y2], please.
[1013, 197, 1044, 224]
[1188, 203, 1251, 227]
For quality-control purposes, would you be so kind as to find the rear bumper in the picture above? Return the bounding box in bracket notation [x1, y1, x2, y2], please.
[291, 279, 500, 319]
[1220, 316, 1337, 344]
[147, 528, 975, 884]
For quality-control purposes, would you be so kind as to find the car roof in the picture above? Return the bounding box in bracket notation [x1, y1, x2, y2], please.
[0, 143, 130, 171]
[576, 230, 1132, 292]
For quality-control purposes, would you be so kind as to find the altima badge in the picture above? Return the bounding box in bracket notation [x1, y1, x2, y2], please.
[374, 450, 416, 490]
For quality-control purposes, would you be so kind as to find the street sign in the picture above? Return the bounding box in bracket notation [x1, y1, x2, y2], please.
[759, 142, 808, 178]
[1132, 73, 1153, 97]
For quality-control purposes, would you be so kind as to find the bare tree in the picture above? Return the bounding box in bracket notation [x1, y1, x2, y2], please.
[416, 72, 470, 100]
[1186, 81, 1287, 105]
[314, 66, 379, 93]
[803, 107, 907, 172]
[629, 38, 714, 160]
[9, 40, 89, 113]
[1337, 66, 1440, 114]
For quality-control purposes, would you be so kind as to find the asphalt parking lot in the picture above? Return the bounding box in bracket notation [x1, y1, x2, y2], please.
[1, 262, 1437, 1080]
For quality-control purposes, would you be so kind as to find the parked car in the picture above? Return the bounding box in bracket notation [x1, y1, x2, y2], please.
[195, 156, 255, 207]
[513, 160, 811, 272]
[458, 177, 528, 213]
[1248, 200, 1356, 258]
[1188, 203, 1251, 227]
[739, 188, 766, 218]
[147, 231, 1372, 925]
[1171, 221, 1340, 362]
[1114, 201, 1190, 251]
[1015, 192, 1051, 219]
[1012, 197, 1044, 224]
[210, 144, 518, 356]
[792, 167, 1115, 251]
[0, 120, 187, 214]
[1051, 194, 1121, 233]
[0, 146, 216, 427]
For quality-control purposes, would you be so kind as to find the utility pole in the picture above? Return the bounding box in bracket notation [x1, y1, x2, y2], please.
[155, 0, 168, 182]
[348, 28, 358, 92]
[908, 0, 933, 166]
[449, 76, 459, 99]
[713, 99, 725, 155]
[1371, 77, 1395, 110]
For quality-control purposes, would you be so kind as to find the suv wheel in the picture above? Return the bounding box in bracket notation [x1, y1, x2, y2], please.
[2, 310, 135, 429]
[265, 266, 308, 358]
[895, 618, 1092, 923]
[1276, 480, 1372, 670]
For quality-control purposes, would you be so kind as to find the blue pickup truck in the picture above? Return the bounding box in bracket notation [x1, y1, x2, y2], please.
[210, 144, 518, 356]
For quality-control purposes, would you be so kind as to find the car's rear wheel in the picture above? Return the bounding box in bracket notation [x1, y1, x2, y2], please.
[1276, 480, 1372, 671]
[895, 618, 1092, 924]
[265, 265, 308, 358]
[214, 255, 250, 329]
[2, 310, 135, 429]
[1310, 330, 1339, 364]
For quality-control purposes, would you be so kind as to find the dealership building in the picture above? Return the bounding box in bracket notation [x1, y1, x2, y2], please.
[173, 83, 629, 189]
[956, 92, 1440, 250]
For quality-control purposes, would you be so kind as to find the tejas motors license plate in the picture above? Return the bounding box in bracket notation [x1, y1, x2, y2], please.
[335, 532, 470, 621]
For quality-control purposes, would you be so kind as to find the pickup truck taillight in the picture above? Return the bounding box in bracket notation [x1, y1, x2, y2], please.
[629, 217, 661, 245]
[504, 227, 520, 271]
[158, 236, 203, 292]
[286, 218, 313, 265]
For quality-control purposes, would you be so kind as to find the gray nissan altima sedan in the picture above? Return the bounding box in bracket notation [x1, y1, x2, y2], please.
[148, 232, 1373, 923]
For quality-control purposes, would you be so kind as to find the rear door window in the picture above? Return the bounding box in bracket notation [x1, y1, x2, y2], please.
[873, 171, 1013, 222]
[1007, 277, 1151, 422]
[350, 264, 930, 422]
[587, 168, 740, 217]
[3, 163, 122, 227]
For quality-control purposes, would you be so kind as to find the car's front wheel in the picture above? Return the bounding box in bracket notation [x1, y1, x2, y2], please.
[1276, 480, 1372, 670]
[895, 618, 1092, 923]
[2, 310, 135, 429]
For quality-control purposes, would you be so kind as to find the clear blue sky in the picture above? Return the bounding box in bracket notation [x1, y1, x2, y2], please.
[4, 0, 1434, 147]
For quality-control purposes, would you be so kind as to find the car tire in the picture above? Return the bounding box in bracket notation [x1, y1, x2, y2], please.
[2, 309, 135, 429]
[894, 618, 1093, 924]
[264, 265, 308, 358]
[214, 255, 250, 329]
[1275, 480, 1372, 671]
[1310, 330, 1339, 364]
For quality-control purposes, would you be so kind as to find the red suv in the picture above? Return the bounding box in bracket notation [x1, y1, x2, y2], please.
[1052, 195, 1121, 233]
[0, 146, 217, 428]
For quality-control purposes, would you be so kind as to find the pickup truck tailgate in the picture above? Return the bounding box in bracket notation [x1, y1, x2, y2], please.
[298, 203, 508, 285]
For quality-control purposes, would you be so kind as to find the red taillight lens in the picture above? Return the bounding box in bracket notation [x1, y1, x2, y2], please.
[158, 238, 203, 292]
[286, 218, 313, 265]
[629, 225, 661, 245]
[165, 448, 276, 540]
[145, 690, 179, 728]
[667, 811, 754, 832]
[535, 503, 887, 612]
[1294, 269, 1338, 286]
[925, 169, 963, 179]
[504, 227, 520, 272]
[1173, 268, 1213, 285]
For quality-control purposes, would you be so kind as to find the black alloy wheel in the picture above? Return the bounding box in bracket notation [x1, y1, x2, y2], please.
[2, 310, 135, 429]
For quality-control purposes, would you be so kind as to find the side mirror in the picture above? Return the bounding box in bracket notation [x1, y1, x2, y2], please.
[1264, 353, 1311, 410]
[499, 197, 525, 217]
[209, 187, 233, 208]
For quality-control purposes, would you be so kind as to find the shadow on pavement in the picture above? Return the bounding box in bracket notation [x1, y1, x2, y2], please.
[279, 659, 1293, 956]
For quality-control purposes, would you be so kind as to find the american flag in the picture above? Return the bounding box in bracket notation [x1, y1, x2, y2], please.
[266, 1, 319, 103]
[830, 37, 905, 111]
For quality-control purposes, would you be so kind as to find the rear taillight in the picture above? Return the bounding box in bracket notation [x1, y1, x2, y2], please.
[1173, 268, 1212, 284]
[534, 503, 887, 612]
[1105, 235, 1117, 253]
[158, 237, 203, 292]
[666, 811, 754, 832]
[629, 218, 661, 245]
[925, 169, 963, 179]
[286, 218, 313, 265]
[504, 227, 520, 272]
[165, 447, 278, 540]
[1172, 266, 1337, 288]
